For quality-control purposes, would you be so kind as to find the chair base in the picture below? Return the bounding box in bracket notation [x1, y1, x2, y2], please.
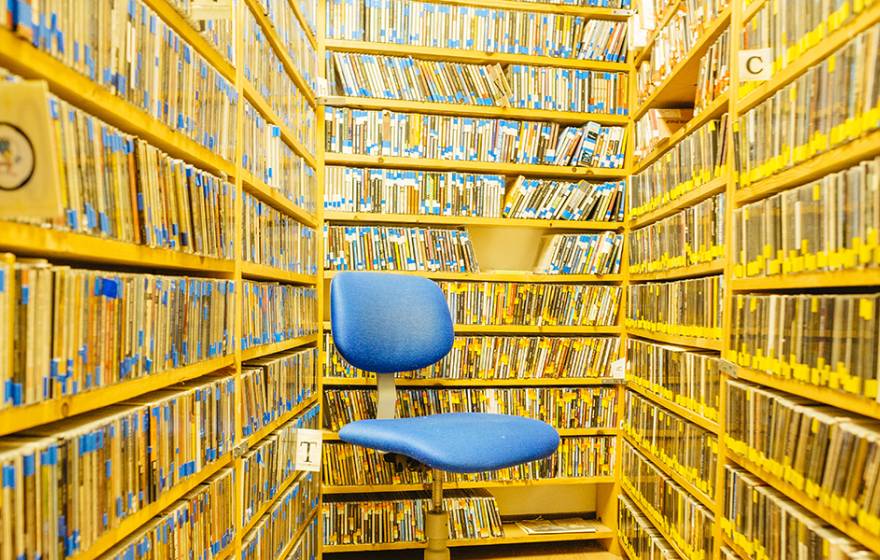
[425, 509, 450, 560]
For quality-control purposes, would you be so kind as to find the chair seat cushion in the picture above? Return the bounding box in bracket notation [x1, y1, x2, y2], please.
[338, 413, 561, 473]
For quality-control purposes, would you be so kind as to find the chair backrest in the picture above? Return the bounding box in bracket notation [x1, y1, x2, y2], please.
[330, 272, 454, 374]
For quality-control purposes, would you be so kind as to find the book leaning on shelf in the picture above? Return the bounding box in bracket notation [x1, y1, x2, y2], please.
[439, 281, 622, 326]
[722, 465, 877, 559]
[5, 1, 238, 159]
[0, 374, 235, 559]
[324, 166, 505, 217]
[323, 490, 504, 546]
[735, 24, 880, 188]
[324, 333, 621, 380]
[325, 108, 627, 168]
[324, 435, 615, 486]
[323, 386, 618, 430]
[503, 177, 627, 222]
[693, 28, 729, 114]
[534, 232, 624, 275]
[0, 256, 234, 408]
[633, 108, 693, 160]
[326, 0, 627, 62]
[0, 81, 235, 259]
[725, 380, 880, 538]
[733, 157, 880, 278]
[323, 225, 479, 272]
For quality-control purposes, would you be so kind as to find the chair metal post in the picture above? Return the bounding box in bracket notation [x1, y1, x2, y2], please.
[425, 469, 450, 560]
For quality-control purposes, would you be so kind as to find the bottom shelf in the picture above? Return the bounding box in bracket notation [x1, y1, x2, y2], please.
[323, 520, 615, 553]
[325, 541, 621, 559]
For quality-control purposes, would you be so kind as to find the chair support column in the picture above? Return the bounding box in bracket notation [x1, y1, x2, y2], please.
[425, 470, 450, 560]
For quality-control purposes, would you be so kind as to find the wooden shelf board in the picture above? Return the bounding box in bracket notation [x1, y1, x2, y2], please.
[0, 221, 236, 274]
[285, 0, 319, 49]
[731, 269, 880, 291]
[742, 0, 768, 23]
[275, 507, 319, 557]
[0, 28, 235, 178]
[323, 90, 625, 127]
[323, 520, 615, 552]
[633, 8, 731, 121]
[241, 471, 306, 536]
[737, 2, 880, 114]
[628, 176, 727, 230]
[626, 383, 720, 435]
[733, 366, 880, 422]
[322, 377, 624, 388]
[323, 319, 621, 334]
[324, 212, 624, 231]
[622, 432, 715, 511]
[241, 262, 318, 284]
[631, 91, 730, 175]
[241, 333, 318, 362]
[143, 0, 236, 82]
[323, 269, 623, 283]
[323, 428, 617, 441]
[70, 455, 232, 560]
[242, 394, 319, 448]
[720, 532, 751, 560]
[243, 0, 316, 107]
[626, 328, 723, 352]
[0, 355, 234, 437]
[725, 451, 880, 555]
[323, 476, 616, 494]
[629, 259, 726, 283]
[324, 153, 627, 179]
[325, 39, 629, 73]
[734, 130, 880, 205]
[241, 171, 318, 227]
[242, 81, 318, 168]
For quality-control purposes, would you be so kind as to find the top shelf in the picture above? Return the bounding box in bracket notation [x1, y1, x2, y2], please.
[324, 39, 629, 72]
[356, 0, 634, 17]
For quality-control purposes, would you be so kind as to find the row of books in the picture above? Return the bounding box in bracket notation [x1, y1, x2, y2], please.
[2, 257, 234, 408]
[508, 64, 627, 113]
[244, 7, 317, 147]
[629, 115, 728, 218]
[733, 157, 880, 279]
[722, 464, 876, 560]
[729, 292, 879, 400]
[636, 5, 694, 106]
[328, 53, 513, 107]
[617, 494, 681, 560]
[241, 282, 318, 353]
[533, 232, 624, 275]
[626, 338, 721, 423]
[324, 333, 621, 380]
[323, 225, 479, 272]
[622, 439, 715, 560]
[625, 276, 724, 341]
[632, 107, 693, 161]
[3, 84, 235, 259]
[503, 177, 627, 222]
[323, 435, 615, 486]
[243, 192, 318, 275]
[0, 374, 235, 559]
[167, 0, 236, 65]
[326, 0, 628, 62]
[694, 28, 729, 114]
[632, 0, 727, 50]
[293, 0, 319, 36]
[240, 348, 318, 439]
[322, 490, 504, 545]
[629, 192, 725, 274]
[257, 0, 319, 93]
[241, 473, 320, 559]
[725, 380, 880, 537]
[242, 101, 318, 212]
[623, 390, 718, 499]
[439, 281, 622, 327]
[283, 516, 319, 560]
[242, 405, 320, 528]
[7, 0, 238, 160]
[735, 24, 880, 188]
[324, 165, 506, 216]
[738, 0, 873, 99]
[325, 108, 627, 167]
[105, 467, 236, 560]
[323, 387, 618, 431]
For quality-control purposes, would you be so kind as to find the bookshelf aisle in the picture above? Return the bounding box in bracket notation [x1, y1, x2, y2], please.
[0, 1, 322, 559]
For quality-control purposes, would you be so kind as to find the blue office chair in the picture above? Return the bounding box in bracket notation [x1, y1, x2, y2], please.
[331, 272, 561, 559]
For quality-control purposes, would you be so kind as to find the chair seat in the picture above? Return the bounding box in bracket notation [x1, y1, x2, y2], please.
[338, 413, 561, 473]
